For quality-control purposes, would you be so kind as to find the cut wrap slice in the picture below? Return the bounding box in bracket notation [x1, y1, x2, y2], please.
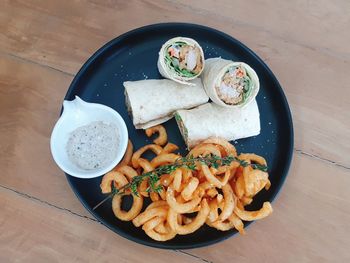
[157, 37, 205, 85]
[175, 100, 260, 148]
[124, 78, 209, 129]
[202, 58, 259, 108]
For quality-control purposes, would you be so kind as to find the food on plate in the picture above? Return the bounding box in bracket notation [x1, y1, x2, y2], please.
[66, 121, 119, 170]
[97, 125, 272, 241]
[145, 125, 167, 146]
[157, 37, 205, 85]
[124, 78, 208, 129]
[113, 139, 133, 171]
[202, 58, 259, 108]
[174, 100, 260, 148]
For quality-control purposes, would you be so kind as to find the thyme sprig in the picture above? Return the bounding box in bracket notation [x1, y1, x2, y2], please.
[92, 155, 268, 210]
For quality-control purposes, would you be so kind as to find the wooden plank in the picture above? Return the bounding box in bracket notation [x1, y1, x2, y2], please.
[0, 188, 205, 263]
[172, 0, 350, 56]
[189, 153, 350, 262]
[0, 53, 90, 215]
[0, 1, 349, 166]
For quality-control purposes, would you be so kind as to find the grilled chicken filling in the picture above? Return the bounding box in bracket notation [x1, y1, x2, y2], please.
[165, 42, 203, 77]
[216, 65, 252, 105]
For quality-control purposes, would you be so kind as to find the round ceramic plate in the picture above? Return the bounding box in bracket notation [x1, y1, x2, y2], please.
[64, 23, 293, 249]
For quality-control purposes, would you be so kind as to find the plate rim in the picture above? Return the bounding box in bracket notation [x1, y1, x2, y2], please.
[63, 22, 294, 249]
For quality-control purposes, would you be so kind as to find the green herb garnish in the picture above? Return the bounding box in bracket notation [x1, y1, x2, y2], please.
[93, 154, 268, 210]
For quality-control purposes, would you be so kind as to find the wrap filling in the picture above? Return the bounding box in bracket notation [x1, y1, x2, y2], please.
[165, 41, 203, 78]
[216, 65, 253, 105]
[174, 113, 188, 144]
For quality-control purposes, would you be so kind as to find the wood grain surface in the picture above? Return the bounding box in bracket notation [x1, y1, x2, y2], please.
[0, 1, 349, 262]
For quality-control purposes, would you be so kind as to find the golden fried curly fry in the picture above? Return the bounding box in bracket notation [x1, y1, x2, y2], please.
[150, 192, 160, 202]
[142, 217, 176, 241]
[171, 169, 182, 192]
[137, 158, 154, 173]
[202, 137, 237, 156]
[132, 207, 168, 227]
[206, 187, 219, 198]
[181, 177, 199, 201]
[114, 139, 133, 170]
[160, 143, 179, 154]
[188, 143, 222, 158]
[166, 186, 202, 213]
[180, 167, 192, 182]
[139, 179, 149, 198]
[168, 199, 210, 235]
[159, 187, 167, 200]
[234, 202, 273, 221]
[228, 213, 246, 235]
[209, 213, 245, 235]
[137, 158, 154, 197]
[159, 173, 174, 187]
[218, 184, 236, 221]
[112, 193, 143, 221]
[154, 220, 169, 234]
[151, 153, 180, 168]
[217, 193, 223, 204]
[131, 144, 163, 168]
[241, 196, 253, 206]
[233, 173, 245, 199]
[201, 164, 231, 188]
[100, 171, 129, 194]
[207, 199, 220, 223]
[243, 168, 269, 197]
[146, 200, 168, 210]
[265, 179, 271, 190]
[145, 125, 168, 146]
[116, 165, 138, 181]
[239, 153, 267, 166]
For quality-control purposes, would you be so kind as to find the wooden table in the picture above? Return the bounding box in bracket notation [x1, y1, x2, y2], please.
[1, 1, 349, 262]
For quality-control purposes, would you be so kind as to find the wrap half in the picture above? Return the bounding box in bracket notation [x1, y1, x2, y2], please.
[202, 58, 259, 108]
[157, 37, 205, 85]
[175, 100, 260, 148]
[124, 78, 209, 129]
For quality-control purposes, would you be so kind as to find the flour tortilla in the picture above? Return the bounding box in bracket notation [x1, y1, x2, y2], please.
[175, 100, 260, 148]
[124, 78, 209, 129]
[202, 58, 259, 108]
[157, 37, 205, 85]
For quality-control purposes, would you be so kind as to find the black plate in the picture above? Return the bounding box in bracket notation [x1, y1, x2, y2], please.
[64, 23, 293, 249]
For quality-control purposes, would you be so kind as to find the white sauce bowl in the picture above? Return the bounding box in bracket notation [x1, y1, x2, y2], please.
[50, 96, 128, 179]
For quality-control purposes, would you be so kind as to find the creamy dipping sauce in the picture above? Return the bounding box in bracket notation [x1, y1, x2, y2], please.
[66, 121, 119, 170]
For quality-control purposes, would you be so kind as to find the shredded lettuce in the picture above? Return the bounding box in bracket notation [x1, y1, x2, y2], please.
[242, 72, 253, 103]
[174, 113, 188, 142]
[173, 41, 187, 47]
[223, 67, 253, 105]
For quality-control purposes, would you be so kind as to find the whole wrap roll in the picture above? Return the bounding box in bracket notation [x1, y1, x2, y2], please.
[124, 78, 209, 129]
[175, 100, 261, 148]
[157, 37, 205, 85]
[202, 58, 259, 108]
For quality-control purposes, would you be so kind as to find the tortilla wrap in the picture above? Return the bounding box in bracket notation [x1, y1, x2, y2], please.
[175, 100, 260, 148]
[202, 58, 259, 108]
[157, 37, 205, 85]
[124, 78, 209, 129]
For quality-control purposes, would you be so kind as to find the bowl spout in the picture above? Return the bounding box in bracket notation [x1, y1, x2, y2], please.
[62, 96, 86, 117]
